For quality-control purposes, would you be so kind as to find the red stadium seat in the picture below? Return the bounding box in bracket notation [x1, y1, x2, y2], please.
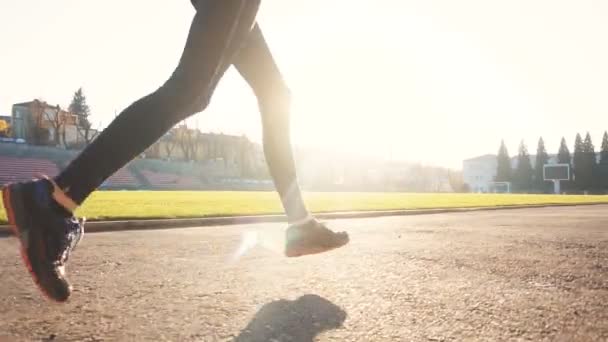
[140, 170, 202, 189]
[0, 156, 60, 185]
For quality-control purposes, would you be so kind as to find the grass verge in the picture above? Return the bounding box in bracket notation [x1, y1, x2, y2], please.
[2, 191, 608, 224]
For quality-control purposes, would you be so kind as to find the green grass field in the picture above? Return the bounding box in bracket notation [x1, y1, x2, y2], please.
[1, 191, 608, 224]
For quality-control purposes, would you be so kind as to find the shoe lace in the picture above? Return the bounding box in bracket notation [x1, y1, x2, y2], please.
[56, 217, 85, 266]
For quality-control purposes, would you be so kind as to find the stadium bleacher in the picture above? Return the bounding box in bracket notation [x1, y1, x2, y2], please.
[0, 143, 267, 191]
[140, 169, 203, 189]
[0, 155, 139, 189]
[0, 155, 59, 185]
[102, 167, 139, 189]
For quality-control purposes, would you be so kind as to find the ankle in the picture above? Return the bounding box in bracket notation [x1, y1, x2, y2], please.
[50, 198, 73, 218]
[43, 177, 79, 213]
[289, 214, 314, 227]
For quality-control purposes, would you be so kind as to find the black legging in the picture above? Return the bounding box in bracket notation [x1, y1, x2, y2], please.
[55, 0, 309, 223]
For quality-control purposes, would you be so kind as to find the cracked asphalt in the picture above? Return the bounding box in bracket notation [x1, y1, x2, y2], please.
[1, 205, 607, 341]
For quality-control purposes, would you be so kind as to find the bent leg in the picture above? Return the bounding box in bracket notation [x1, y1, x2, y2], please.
[55, 0, 261, 205]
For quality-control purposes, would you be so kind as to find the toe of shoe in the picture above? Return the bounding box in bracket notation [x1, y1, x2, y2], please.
[46, 279, 72, 303]
[38, 270, 72, 303]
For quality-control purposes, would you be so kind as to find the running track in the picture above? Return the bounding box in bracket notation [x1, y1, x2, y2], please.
[1, 205, 607, 341]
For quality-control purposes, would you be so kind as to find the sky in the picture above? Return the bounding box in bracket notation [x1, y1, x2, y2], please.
[1, 0, 607, 168]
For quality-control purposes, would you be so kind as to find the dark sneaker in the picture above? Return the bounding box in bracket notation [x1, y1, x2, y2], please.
[284, 219, 349, 257]
[2, 178, 84, 302]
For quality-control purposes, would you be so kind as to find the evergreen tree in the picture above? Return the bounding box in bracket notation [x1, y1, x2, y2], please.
[514, 140, 533, 192]
[69, 88, 90, 117]
[600, 131, 608, 191]
[573, 133, 585, 190]
[601, 131, 608, 165]
[556, 137, 572, 191]
[557, 137, 571, 164]
[534, 137, 549, 192]
[581, 132, 596, 191]
[583, 132, 595, 154]
[495, 140, 512, 183]
[69, 87, 95, 144]
[573, 133, 592, 190]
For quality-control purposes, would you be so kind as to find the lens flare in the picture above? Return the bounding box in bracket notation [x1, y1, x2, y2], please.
[230, 228, 287, 262]
[231, 231, 259, 261]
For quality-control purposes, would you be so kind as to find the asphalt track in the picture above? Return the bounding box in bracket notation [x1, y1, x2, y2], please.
[1, 205, 607, 341]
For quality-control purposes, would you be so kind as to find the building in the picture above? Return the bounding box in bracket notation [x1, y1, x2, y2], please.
[463, 153, 567, 192]
[11, 99, 83, 147]
[143, 126, 267, 178]
[462, 154, 500, 193]
[0, 115, 11, 138]
[463, 151, 607, 193]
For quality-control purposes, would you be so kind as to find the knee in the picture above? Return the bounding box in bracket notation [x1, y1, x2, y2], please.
[153, 80, 211, 120]
[259, 85, 292, 134]
[183, 91, 212, 116]
[257, 81, 291, 111]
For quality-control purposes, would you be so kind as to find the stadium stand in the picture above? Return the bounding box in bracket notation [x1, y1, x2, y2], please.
[0, 155, 59, 185]
[101, 166, 140, 189]
[0, 142, 270, 191]
[140, 169, 203, 189]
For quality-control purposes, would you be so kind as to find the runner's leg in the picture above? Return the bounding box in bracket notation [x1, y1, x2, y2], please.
[233, 24, 349, 256]
[233, 24, 310, 224]
[54, 0, 261, 206]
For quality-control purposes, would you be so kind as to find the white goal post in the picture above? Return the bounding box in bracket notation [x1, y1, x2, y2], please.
[488, 181, 511, 193]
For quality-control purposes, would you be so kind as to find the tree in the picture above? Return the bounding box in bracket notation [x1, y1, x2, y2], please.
[187, 129, 202, 162]
[514, 140, 533, 192]
[583, 132, 598, 191]
[573, 133, 586, 190]
[557, 137, 571, 164]
[176, 124, 191, 161]
[599, 131, 608, 191]
[175, 123, 201, 161]
[69, 87, 97, 145]
[581, 132, 598, 192]
[534, 137, 550, 192]
[583, 132, 595, 154]
[26, 99, 51, 145]
[495, 140, 512, 183]
[162, 131, 177, 160]
[556, 137, 572, 191]
[574, 132, 597, 191]
[600, 131, 608, 164]
[42, 104, 68, 147]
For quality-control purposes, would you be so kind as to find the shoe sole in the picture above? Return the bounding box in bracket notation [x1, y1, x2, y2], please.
[2, 184, 65, 303]
[284, 239, 349, 258]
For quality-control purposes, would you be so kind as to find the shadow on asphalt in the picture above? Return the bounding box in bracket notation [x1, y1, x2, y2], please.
[234, 294, 347, 342]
